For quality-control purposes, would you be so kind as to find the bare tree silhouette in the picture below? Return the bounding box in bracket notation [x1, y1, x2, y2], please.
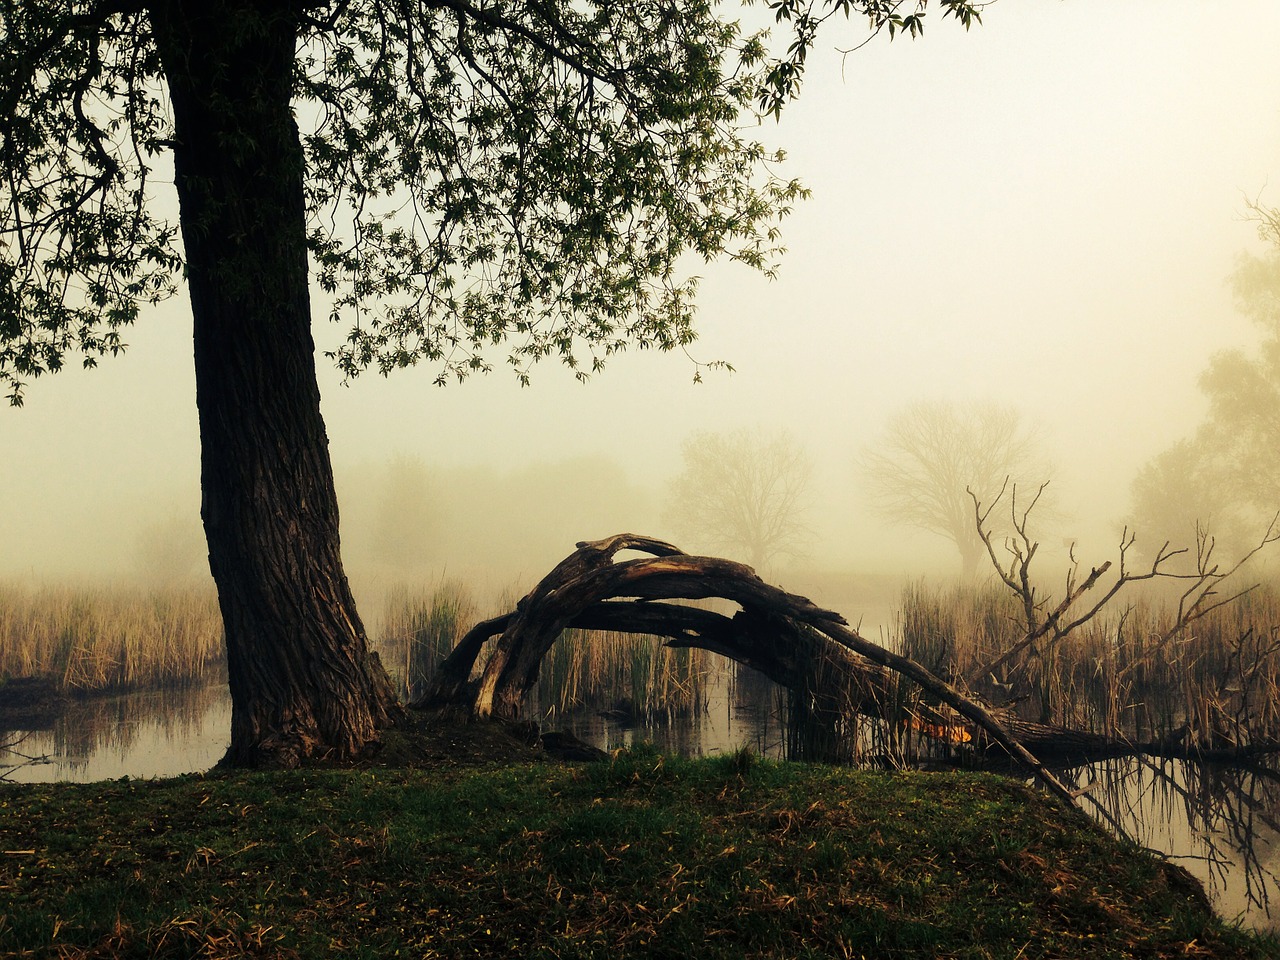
[666, 427, 813, 572]
[862, 400, 1043, 578]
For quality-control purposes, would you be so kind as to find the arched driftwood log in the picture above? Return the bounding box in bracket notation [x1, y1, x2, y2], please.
[417, 534, 1088, 805]
[416, 535, 1280, 806]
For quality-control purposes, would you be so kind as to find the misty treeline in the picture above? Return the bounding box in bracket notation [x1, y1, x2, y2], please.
[1129, 201, 1280, 563]
[317, 193, 1280, 587]
[129, 387, 1276, 604]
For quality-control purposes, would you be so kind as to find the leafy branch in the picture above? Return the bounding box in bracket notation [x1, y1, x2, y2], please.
[754, 0, 990, 117]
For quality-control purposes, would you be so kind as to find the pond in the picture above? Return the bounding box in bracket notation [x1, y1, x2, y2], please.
[4, 674, 1279, 933]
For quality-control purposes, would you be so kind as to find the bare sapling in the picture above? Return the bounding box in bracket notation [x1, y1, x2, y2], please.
[966, 479, 1280, 744]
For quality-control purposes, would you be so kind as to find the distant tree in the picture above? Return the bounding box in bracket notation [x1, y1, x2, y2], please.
[861, 400, 1043, 578]
[371, 456, 436, 569]
[666, 427, 813, 571]
[0, 0, 982, 765]
[1128, 440, 1252, 564]
[1130, 201, 1280, 558]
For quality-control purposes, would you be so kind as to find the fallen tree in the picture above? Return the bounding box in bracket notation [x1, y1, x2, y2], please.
[417, 533, 1280, 803]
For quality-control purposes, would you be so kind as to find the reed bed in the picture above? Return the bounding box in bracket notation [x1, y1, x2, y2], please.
[379, 580, 477, 703]
[897, 579, 1280, 747]
[532, 626, 711, 722]
[0, 582, 223, 693]
[381, 585, 713, 720]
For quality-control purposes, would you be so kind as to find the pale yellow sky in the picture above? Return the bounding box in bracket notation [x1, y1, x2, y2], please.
[2, 1, 1278, 580]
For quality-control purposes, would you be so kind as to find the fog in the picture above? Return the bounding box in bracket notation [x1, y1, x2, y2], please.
[3, 3, 1278, 614]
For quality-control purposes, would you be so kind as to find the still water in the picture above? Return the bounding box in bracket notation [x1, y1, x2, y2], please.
[4, 678, 1278, 932]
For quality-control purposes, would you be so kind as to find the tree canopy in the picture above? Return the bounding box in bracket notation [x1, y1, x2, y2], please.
[0, 0, 984, 404]
[1, 0, 801, 401]
[0, 0, 986, 764]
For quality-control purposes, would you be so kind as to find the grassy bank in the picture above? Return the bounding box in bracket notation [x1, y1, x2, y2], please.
[1, 746, 1274, 959]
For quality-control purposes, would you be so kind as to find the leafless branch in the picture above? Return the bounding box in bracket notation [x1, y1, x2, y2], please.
[0, 731, 52, 783]
[967, 490, 1279, 688]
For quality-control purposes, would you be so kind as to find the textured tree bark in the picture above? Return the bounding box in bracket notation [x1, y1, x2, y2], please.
[152, 1, 401, 767]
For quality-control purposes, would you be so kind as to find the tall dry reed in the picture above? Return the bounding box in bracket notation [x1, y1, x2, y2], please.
[379, 581, 477, 702]
[382, 584, 714, 719]
[532, 626, 711, 722]
[897, 579, 1280, 746]
[0, 582, 223, 692]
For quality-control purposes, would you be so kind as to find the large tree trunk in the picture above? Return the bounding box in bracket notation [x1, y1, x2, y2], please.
[958, 538, 983, 581]
[151, 1, 401, 767]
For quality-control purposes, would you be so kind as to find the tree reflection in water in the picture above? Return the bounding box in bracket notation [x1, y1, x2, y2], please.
[1, 682, 229, 783]
[1066, 755, 1280, 930]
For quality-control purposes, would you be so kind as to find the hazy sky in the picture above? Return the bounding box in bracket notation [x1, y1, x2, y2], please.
[3, 1, 1279, 581]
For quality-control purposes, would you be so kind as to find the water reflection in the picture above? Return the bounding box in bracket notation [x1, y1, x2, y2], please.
[3, 677, 1278, 931]
[561, 662, 790, 759]
[1, 683, 229, 783]
[1066, 756, 1280, 930]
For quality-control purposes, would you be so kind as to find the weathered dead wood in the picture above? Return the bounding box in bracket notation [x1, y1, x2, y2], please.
[417, 534, 1084, 805]
[417, 535, 1280, 808]
[414, 535, 1280, 803]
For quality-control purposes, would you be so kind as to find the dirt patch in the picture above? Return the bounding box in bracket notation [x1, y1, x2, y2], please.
[349, 707, 607, 771]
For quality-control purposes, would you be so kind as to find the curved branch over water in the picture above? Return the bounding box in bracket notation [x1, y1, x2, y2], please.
[417, 534, 1089, 805]
[417, 534, 1280, 806]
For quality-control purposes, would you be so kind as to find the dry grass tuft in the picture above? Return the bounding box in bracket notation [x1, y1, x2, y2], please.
[898, 580, 1280, 745]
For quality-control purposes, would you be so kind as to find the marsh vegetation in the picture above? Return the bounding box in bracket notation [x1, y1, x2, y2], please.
[382, 580, 716, 724]
[0, 582, 222, 693]
[899, 579, 1280, 750]
[6, 549, 1280, 928]
[6, 556, 1280, 774]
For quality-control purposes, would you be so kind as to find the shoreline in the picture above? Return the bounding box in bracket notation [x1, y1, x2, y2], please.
[2, 742, 1277, 959]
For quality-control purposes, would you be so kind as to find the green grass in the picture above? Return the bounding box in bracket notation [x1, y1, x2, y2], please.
[1, 745, 1274, 959]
